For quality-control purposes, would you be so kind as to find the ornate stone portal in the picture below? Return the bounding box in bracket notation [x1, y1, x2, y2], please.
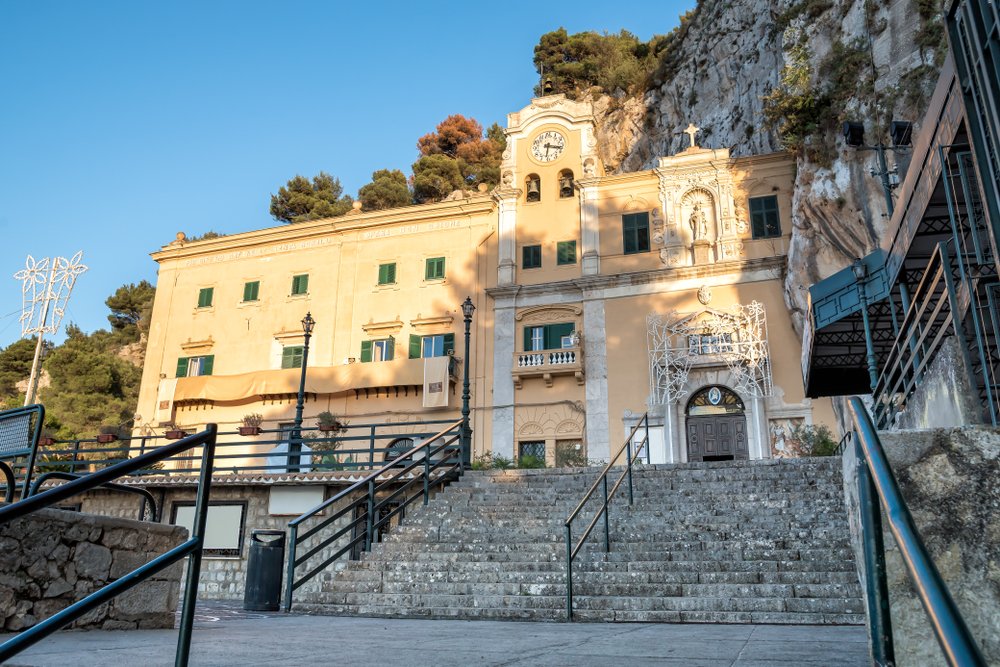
[645, 301, 776, 463]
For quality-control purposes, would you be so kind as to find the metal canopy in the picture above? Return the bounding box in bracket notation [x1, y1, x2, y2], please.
[804, 249, 895, 397]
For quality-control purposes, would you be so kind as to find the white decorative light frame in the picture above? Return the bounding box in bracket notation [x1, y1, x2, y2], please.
[14, 252, 88, 336]
[647, 300, 773, 406]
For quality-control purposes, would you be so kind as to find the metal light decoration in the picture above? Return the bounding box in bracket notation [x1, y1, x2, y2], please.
[290, 312, 316, 472]
[460, 297, 475, 467]
[14, 252, 88, 405]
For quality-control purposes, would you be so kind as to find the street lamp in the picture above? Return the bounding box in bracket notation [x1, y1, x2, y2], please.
[460, 297, 475, 468]
[290, 312, 316, 473]
[843, 120, 913, 217]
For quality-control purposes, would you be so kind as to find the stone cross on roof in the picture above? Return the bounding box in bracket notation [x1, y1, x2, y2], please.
[684, 123, 699, 149]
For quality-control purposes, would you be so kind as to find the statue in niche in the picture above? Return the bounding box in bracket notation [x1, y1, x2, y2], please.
[689, 202, 709, 240]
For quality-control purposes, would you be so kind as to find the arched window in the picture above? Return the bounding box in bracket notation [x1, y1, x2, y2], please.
[558, 170, 575, 198]
[686, 385, 745, 416]
[525, 174, 541, 202]
[384, 437, 415, 462]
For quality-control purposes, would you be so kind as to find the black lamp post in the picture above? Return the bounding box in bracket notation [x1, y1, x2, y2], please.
[853, 260, 879, 392]
[460, 297, 475, 467]
[843, 120, 913, 217]
[290, 312, 316, 473]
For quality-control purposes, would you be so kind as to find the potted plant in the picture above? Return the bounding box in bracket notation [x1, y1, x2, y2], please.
[164, 424, 188, 440]
[96, 425, 119, 444]
[316, 411, 346, 434]
[238, 413, 263, 436]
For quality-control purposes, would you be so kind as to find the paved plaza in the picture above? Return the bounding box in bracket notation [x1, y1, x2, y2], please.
[2, 603, 869, 666]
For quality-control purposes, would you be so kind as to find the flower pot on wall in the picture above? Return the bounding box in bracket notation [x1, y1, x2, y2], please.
[96, 433, 118, 444]
[165, 430, 188, 440]
[238, 426, 262, 436]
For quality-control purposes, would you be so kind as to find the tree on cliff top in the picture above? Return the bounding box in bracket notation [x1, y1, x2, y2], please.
[533, 28, 656, 98]
[106, 280, 155, 343]
[270, 172, 354, 223]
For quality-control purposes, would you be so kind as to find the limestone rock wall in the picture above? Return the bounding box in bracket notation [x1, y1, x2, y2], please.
[594, 0, 942, 334]
[0, 507, 187, 632]
[844, 427, 1000, 665]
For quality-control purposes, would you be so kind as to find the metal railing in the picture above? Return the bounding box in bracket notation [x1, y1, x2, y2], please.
[0, 419, 462, 490]
[0, 426, 218, 667]
[283, 419, 464, 611]
[873, 241, 967, 428]
[27, 471, 158, 521]
[564, 413, 648, 620]
[847, 397, 986, 666]
[0, 404, 44, 502]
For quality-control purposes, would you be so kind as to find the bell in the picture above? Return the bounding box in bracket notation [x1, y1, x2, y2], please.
[526, 179, 541, 202]
[559, 176, 574, 198]
[543, 78, 554, 94]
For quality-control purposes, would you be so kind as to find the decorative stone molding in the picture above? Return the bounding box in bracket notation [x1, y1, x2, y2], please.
[409, 315, 454, 330]
[361, 319, 404, 335]
[514, 305, 583, 323]
[180, 337, 214, 352]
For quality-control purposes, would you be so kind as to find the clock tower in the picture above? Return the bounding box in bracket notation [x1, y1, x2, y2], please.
[493, 94, 604, 285]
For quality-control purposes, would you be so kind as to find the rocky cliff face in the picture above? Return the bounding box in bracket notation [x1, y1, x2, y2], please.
[593, 0, 943, 334]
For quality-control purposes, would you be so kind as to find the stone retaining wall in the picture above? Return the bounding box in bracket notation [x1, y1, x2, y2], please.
[0, 507, 187, 631]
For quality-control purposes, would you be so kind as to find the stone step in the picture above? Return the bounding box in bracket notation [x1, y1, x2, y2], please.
[306, 591, 863, 616]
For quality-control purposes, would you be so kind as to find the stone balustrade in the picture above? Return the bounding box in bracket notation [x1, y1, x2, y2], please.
[512, 346, 584, 388]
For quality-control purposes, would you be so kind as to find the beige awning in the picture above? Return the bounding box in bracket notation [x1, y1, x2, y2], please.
[174, 358, 427, 402]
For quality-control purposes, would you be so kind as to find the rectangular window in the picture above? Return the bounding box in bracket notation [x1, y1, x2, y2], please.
[622, 212, 650, 254]
[242, 281, 260, 302]
[522, 245, 541, 269]
[281, 345, 304, 369]
[519, 441, 546, 460]
[425, 257, 445, 280]
[176, 355, 214, 378]
[377, 263, 396, 285]
[749, 195, 781, 239]
[360, 337, 395, 363]
[197, 287, 214, 308]
[290, 274, 309, 295]
[409, 333, 455, 358]
[523, 322, 575, 351]
[556, 240, 577, 265]
[171, 502, 246, 557]
[688, 333, 734, 355]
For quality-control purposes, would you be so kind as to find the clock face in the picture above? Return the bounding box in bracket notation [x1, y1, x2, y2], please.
[530, 131, 566, 162]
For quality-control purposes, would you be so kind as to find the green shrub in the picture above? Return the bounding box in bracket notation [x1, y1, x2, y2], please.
[517, 454, 547, 469]
[471, 452, 514, 470]
[789, 424, 839, 456]
[555, 441, 588, 467]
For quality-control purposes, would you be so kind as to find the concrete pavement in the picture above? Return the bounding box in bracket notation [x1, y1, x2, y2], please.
[2, 604, 869, 666]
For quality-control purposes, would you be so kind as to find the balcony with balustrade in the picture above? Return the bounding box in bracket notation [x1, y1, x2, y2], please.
[512, 346, 584, 388]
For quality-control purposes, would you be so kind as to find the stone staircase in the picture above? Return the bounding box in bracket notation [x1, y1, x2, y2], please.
[297, 457, 865, 623]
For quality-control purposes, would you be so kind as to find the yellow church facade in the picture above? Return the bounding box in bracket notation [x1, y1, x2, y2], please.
[135, 95, 832, 466]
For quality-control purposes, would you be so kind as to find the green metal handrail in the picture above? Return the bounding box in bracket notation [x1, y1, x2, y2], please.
[27, 470, 158, 521]
[0, 426, 217, 667]
[283, 419, 464, 611]
[847, 397, 986, 666]
[564, 413, 649, 620]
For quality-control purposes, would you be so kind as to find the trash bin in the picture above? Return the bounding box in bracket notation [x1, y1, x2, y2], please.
[243, 529, 286, 611]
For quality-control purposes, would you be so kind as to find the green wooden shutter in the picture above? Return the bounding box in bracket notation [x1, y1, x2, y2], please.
[409, 334, 422, 359]
[443, 333, 455, 355]
[202, 355, 214, 376]
[197, 287, 213, 308]
[243, 281, 259, 301]
[524, 327, 532, 351]
[385, 335, 395, 361]
[291, 274, 309, 295]
[360, 340, 373, 363]
[176, 357, 189, 378]
[546, 323, 574, 349]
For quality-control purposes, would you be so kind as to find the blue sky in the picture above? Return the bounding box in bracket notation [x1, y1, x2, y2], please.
[0, 1, 691, 349]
